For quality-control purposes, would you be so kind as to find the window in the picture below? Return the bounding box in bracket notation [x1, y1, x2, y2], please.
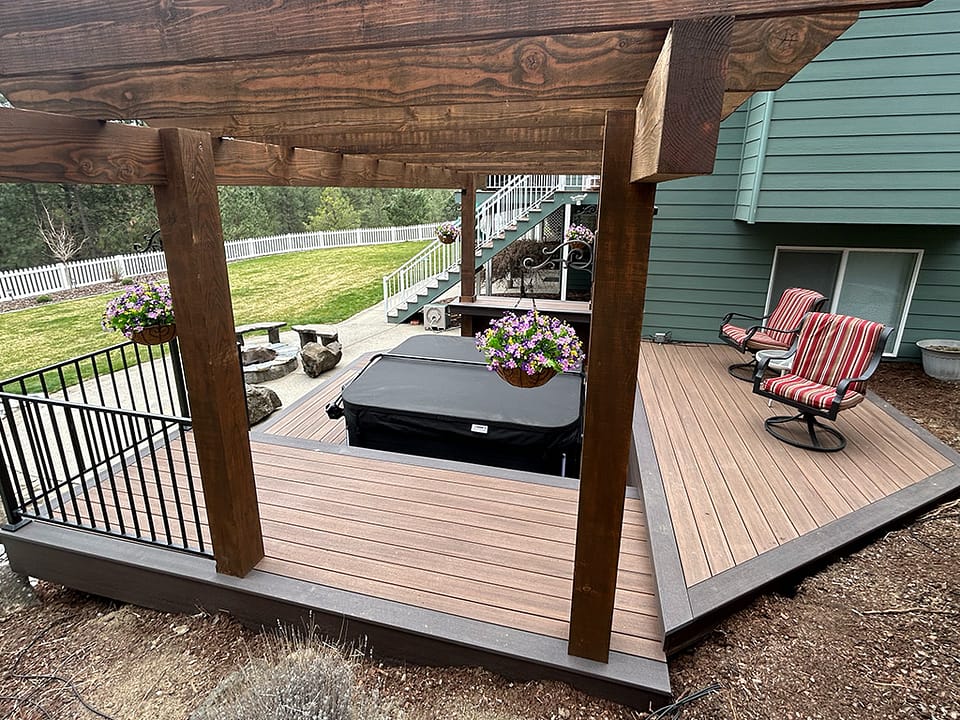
[767, 247, 923, 356]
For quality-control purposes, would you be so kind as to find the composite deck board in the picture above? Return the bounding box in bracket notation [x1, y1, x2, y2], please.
[262, 356, 368, 442]
[637, 343, 954, 588]
[72, 432, 662, 662]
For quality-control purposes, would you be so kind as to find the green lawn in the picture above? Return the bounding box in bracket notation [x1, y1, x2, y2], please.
[0, 241, 428, 382]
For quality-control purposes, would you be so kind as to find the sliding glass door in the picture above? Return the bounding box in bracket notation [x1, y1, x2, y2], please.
[768, 247, 922, 355]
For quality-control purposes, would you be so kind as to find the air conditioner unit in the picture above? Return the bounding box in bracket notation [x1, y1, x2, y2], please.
[423, 302, 449, 331]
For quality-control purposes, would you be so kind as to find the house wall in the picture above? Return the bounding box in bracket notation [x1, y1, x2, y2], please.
[644, 109, 960, 359]
[643, 0, 960, 359]
[740, 0, 960, 225]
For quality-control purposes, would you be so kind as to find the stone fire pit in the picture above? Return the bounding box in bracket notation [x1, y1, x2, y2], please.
[241, 343, 299, 383]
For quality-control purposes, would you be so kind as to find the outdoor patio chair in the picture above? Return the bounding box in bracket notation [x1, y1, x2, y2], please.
[720, 287, 828, 381]
[752, 311, 893, 452]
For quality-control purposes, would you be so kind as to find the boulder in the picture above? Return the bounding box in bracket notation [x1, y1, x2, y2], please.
[241, 346, 278, 365]
[245, 384, 282, 425]
[301, 340, 343, 377]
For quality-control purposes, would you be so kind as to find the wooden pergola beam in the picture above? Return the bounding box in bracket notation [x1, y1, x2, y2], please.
[0, 108, 463, 188]
[1, 13, 857, 127]
[632, 17, 735, 183]
[249, 126, 606, 157]
[0, 108, 166, 185]
[211, 139, 465, 189]
[0, 1, 919, 76]
[0, 31, 661, 120]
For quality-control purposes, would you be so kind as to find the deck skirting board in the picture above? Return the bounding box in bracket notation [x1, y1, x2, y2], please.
[0, 522, 671, 709]
[668, 465, 960, 654]
[630, 390, 693, 636]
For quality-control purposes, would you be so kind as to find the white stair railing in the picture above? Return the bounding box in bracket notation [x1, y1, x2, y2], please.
[382, 175, 569, 318]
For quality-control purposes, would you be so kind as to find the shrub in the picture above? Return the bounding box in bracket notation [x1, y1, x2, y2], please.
[34, 294, 53, 304]
[189, 630, 393, 720]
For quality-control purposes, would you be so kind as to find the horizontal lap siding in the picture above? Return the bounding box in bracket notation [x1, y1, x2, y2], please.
[643, 2, 960, 354]
[755, 1, 960, 225]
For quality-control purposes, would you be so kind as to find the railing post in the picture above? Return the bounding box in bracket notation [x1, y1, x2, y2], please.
[168, 338, 191, 419]
[0, 402, 28, 530]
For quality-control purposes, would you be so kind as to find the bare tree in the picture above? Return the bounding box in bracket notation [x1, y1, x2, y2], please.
[38, 203, 87, 287]
[38, 203, 86, 264]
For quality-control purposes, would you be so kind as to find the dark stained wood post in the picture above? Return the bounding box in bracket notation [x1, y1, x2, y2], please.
[568, 111, 656, 662]
[154, 128, 264, 577]
[569, 17, 733, 662]
[459, 174, 478, 337]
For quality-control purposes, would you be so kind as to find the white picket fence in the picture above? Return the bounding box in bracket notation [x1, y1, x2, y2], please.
[0, 222, 440, 301]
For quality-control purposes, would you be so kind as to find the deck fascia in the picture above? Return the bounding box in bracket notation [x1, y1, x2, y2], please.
[629, 390, 694, 636]
[0, 521, 671, 708]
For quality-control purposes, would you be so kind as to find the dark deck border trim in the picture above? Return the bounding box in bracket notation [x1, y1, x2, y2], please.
[1, 522, 671, 709]
[671, 464, 960, 652]
[256, 352, 375, 434]
[630, 390, 694, 637]
[867, 389, 960, 466]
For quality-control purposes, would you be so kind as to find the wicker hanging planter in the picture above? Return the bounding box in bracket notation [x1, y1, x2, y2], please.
[130, 323, 177, 346]
[435, 222, 460, 245]
[495, 365, 557, 389]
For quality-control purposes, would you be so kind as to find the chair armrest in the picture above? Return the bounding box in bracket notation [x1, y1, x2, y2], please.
[721, 311, 765, 325]
[831, 326, 893, 404]
[752, 346, 797, 384]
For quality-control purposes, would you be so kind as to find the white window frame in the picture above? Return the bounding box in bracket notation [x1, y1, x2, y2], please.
[766, 246, 924, 357]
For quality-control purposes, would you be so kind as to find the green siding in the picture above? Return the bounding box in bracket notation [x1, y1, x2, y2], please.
[748, 0, 960, 225]
[644, 107, 960, 358]
[733, 93, 773, 222]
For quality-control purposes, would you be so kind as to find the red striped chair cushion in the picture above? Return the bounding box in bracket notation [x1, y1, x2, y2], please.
[765, 288, 826, 346]
[721, 324, 791, 351]
[791, 312, 886, 394]
[761, 373, 865, 411]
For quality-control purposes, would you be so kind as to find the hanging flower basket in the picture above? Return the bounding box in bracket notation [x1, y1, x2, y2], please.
[475, 309, 583, 389]
[130, 323, 178, 346]
[495, 365, 557, 389]
[565, 224, 595, 249]
[436, 221, 460, 245]
[102, 281, 176, 344]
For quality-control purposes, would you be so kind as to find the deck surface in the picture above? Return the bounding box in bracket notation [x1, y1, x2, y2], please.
[636, 343, 955, 589]
[260, 355, 369, 444]
[94, 432, 663, 663]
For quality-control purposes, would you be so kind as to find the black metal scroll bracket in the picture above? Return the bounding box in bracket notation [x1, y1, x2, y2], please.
[134, 229, 162, 253]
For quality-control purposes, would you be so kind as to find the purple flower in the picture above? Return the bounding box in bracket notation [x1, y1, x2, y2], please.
[476, 309, 583, 377]
[101, 282, 176, 338]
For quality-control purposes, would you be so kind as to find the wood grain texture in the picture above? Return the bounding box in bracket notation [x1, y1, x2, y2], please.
[726, 12, 859, 92]
[83, 432, 665, 660]
[0, 107, 461, 188]
[253, 125, 606, 156]
[0, 1, 923, 76]
[568, 111, 657, 663]
[154, 127, 263, 577]
[145, 100, 631, 137]
[2, 31, 663, 119]
[211, 138, 465, 189]
[0, 107, 165, 185]
[459, 176, 478, 303]
[633, 17, 735, 183]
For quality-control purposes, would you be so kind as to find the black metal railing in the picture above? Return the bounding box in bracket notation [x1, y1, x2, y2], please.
[0, 392, 210, 556]
[0, 338, 189, 419]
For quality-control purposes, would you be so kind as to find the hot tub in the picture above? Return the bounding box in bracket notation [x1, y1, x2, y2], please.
[337, 335, 583, 477]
